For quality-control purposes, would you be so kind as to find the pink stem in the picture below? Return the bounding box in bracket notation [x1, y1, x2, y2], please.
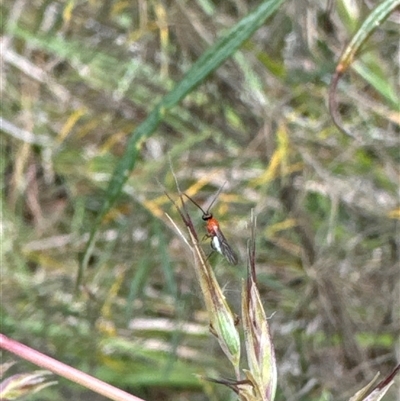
[0, 333, 145, 401]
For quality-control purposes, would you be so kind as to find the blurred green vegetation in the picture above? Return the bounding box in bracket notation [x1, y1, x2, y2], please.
[1, 0, 399, 400]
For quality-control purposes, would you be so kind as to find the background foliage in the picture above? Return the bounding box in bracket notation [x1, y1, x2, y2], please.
[1, 0, 399, 400]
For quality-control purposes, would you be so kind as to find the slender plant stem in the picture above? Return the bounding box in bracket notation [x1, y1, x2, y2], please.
[0, 334, 145, 401]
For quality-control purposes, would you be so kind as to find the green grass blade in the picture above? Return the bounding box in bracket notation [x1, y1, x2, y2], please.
[352, 61, 399, 108]
[337, 0, 400, 70]
[78, 0, 285, 286]
[329, 0, 400, 137]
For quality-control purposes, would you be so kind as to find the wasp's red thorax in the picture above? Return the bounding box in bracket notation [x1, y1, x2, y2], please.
[204, 215, 220, 237]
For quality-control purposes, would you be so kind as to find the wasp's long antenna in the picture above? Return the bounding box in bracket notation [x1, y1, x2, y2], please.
[184, 182, 227, 216]
[205, 182, 226, 214]
[184, 193, 208, 215]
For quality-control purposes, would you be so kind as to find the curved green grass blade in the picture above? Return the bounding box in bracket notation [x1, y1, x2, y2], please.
[78, 0, 285, 287]
[336, 0, 400, 71]
[329, 0, 400, 137]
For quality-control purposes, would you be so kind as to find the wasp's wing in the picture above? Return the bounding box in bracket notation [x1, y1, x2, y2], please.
[211, 228, 238, 265]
